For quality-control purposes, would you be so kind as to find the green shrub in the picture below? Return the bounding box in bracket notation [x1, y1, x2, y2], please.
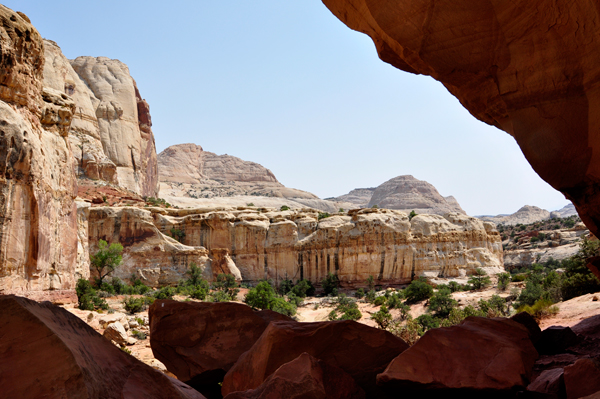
[409, 210, 417, 220]
[518, 298, 559, 321]
[448, 281, 464, 292]
[415, 314, 440, 331]
[213, 273, 240, 300]
[280, 205, 290, 211]
[497, 272, 511, 291]
[371, 305, 392, 329]
[386, 293, 404, 309]
[279, 279, 294, 295]
[317, 212, 330, 220]
[76, 278, 108, 311]
[512, 273, 527, 282]
[355, 288, 365, 299]
[389, 316, 424, 346]
[478, 295, 508, 317]
[208, 290, 233, 302]
[290, 279, 315, 298]
[131, 330, 147, 340]
[271, 297, 296, 316]
[122, 296, 145, 314]
[170, 228, 185, 243]
[287, 292, 303, 307]
[328, 294, 362, 321]
[468, 268, 491, 290]
[153, 286, 175, 300]
[373, 295, 386, 306]
[321, 273, 339, 296]
[405, 278, 434, 303]
[428, 288, 457, 318]
[365, 289, 377, 303]
[245, 280, 277, 310]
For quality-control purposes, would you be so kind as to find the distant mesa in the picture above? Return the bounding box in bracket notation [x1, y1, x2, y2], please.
[330, 175, 465, 216]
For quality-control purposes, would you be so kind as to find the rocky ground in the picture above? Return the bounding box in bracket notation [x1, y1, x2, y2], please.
[62, 277, 600, 377]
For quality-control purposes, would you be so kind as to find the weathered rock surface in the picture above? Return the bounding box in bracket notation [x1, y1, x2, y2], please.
[159, 143, 319, 202]
[0, 7, 81, 297]
[223, 353, 366, 399]
[527, 368, 565, 398]
[320, 0, 600, 244]
[330, 175, 465, 215]
[0, 295, 205, 399]
[87, 205, 503, 286]
[479, 205, 552, 226]
[149, 300, 293, 386]
[367, 176, 465, 215]
[564, 358, 600, 399]
[221, 320, 409, 397]
[327, 187, 376, 208]
[377, 317, 538, 395]
[43, 39, 158, 197]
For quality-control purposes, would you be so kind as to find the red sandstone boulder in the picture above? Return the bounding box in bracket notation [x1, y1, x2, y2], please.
[564, 358, 600, 399]
[221, 320, 408, 397]
[0, 295, 205, 399]
[223, 353, 365, 399]
[377, 317, 538, 396]
[149, 300, 293, 386]
[527, 368, 565, 398]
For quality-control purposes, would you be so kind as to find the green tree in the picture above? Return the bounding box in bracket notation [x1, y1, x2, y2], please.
[409, 210, 417, 220]
[90, 240, 123, 286]
[290, 279, 315, 298]
[468, 268, 491, 290]
[405, 278, 434, 303]
[366, 275, 375, 291]
[497, 272, 511, 291]
[371, 305, 392, 329]
[213, 273, 240, 300]
[245, 280, 277, 310]
[428, 288, 457, 318]
[321, 273, 339, 296]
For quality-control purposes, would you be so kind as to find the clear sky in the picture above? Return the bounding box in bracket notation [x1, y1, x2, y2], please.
[6, 1, 569, 216]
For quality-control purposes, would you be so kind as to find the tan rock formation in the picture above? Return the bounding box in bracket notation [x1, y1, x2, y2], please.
[327, 187, 375, 208]
[320, 0, 600, 245]
[367, 175, 465, 215]
[43, 39, 158, 197]
[480, 205, 552, 226]
[0, 7, 81, 297]
[158, 143, 319, 203]
[87, 205, 502, 287]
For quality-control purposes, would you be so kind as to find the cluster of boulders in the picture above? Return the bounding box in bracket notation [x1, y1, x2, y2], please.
[147, 300, 600, 398]
[3, 294, 600, 398]
[96, 312, 150, 347]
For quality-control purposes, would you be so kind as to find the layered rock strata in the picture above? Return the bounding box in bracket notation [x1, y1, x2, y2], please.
[321, 0, 600, 247]
[87, 205, 503, 287]
[0, 6, 81, 297]
[43, 39, 158, 197]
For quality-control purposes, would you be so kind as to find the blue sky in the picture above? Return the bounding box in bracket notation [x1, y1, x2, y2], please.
[6, 1, 569, 215]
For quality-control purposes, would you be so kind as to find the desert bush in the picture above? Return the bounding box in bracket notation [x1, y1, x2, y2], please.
[328, 294, 362, 321]
[355, 288, 365, 299]
[478, 295, 508, 317]
[497, 272, 511, 291]
[385, 292, 404, 309]
[428, 288, 457, 318]
[371, 305, 392, 329]
[153, 286, 176, 300]
[131, 330, 147, 340]
[404, 278, 434, 303]
[389, 317, 424, 346]
[280, 205, 290, 211]
[290, 279, 315, 298]
[76, 278, 108, 311]
[518, 298, 559, 321]
[213, 273, 240, 300]
[468, 268, 491, 290]
[122, 296, 145, 314]
[321, 273, 339, 296]
[245, 280, 276, 310]
[279, 279, 294, 295]
[317, 212, 330, 220]
[373, 295, 386, 306]
[415, 314, 440, 331]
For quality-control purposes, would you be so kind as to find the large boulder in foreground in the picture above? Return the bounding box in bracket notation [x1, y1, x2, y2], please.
[221, 320, 408, 397]
[149, 300, 293, 386]
[377, 317, 538, 396]
[321, 0, 600, 252]
[223, 353, 365, 399]
[0, 295, 204, 399]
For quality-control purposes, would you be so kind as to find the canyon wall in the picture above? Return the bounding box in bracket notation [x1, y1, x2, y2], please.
[43, 40, 158, 197]
[321, 0, 600, 250]
[0, 6, 81, 297]
[87, 206, 503, 287]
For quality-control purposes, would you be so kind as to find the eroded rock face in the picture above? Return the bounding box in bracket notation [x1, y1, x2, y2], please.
[223, 353, 366, 399]
[367, 175, 465, 215]
[158, 143, 319, 201]
[377, 317, 538, 395]
[87, 206, 503, 286]
[321, 0, 600, 242]
[0, 7, 81, 296]
[221, 320, 409, 397]
[0, 295, 205, 399]
[43, 39, 158, 197]
[149, 301, 293, 388]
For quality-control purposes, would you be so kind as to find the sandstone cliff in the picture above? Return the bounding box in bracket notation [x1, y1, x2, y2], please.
[43, 40, 158, 197]
[0, 6, 81, 296]
[327, 188, 376, 208]
[321, 0, 600, 248]
[87, 206, 503, 287]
